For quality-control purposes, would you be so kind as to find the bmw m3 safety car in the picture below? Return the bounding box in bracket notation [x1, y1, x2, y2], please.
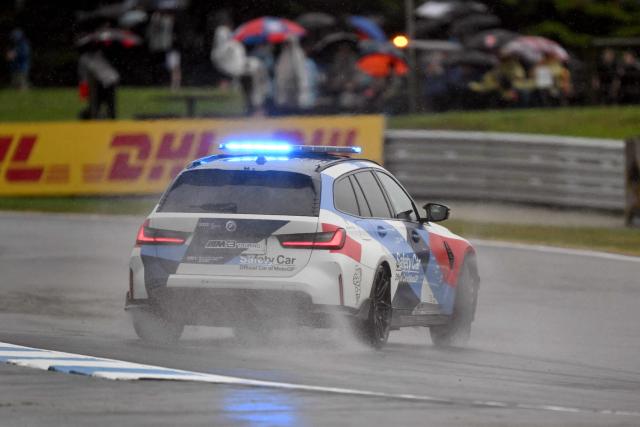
[126, 142, 480, 348]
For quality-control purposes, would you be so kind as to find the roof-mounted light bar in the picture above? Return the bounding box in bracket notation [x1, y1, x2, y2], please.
[218, 141, 362, 155]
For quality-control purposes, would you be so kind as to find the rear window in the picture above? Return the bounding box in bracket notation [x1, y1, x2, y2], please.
[158, 169, 319, 216]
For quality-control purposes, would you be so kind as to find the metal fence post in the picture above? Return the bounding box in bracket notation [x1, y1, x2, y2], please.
[625, 138, 640, 226]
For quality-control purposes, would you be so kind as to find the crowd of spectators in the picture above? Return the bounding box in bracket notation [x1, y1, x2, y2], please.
[5, 1, 640, 118]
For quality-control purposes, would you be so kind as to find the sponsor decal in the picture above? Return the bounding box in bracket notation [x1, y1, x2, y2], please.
[225, 220, 237, 232]
[393, 253, 422, 283]
[353, 266, 362, 303]
[204, 239, 266, 255]
[238, 254, 297, 272]
[0, 115, 383, 195]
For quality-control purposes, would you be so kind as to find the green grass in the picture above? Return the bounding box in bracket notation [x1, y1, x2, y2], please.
[2, 87, 640, 140]
[1, 197, 638, 257]
[389, 106, 640, 140]
[0, 196, 157, 215]
[0, 87, 244, 122]
[446, 220, 640, 257]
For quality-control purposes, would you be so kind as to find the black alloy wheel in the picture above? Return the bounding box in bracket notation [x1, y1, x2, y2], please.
[359, 264, 392, 349]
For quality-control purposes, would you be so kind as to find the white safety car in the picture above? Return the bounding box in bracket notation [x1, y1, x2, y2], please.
[126, 142, 479, 348]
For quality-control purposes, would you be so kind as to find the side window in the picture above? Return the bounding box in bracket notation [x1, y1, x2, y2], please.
[353, 171, 392, 218]
[375, 172, 418, 222]
[349, 176, 372, 217]
[334, 176, 359, 216]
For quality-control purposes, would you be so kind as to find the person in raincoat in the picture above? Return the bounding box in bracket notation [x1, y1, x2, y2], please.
[78, 47, 120, 119]
[210, 11, 246, 87]
[5, 29, 31, 90]
[469, 53, 527, 107]
[273, 36, 313, 114]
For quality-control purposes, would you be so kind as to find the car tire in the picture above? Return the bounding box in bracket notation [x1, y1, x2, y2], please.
[131, 310, 184, 344]
[429, 258, 478, 348]
[355, 264, 392, 349]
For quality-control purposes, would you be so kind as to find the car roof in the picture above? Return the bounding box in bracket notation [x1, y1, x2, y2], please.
[186, 154, 380, 176]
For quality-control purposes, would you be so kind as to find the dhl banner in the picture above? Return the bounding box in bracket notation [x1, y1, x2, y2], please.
[0, 115, 384, 196]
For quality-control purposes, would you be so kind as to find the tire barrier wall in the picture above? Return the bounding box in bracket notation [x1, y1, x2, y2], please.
[385, 130, 625, 211]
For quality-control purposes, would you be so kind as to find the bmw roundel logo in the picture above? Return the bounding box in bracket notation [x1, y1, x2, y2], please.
[225, 220, 237, 232]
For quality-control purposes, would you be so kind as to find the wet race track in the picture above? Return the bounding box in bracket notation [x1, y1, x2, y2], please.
[1, 212, 640, 426]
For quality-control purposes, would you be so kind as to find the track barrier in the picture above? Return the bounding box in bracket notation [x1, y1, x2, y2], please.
[0, 115, 384, 196]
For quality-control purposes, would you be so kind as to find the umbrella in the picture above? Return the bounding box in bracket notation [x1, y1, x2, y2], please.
[501, 36, 569, 63]
[75, 28, 142, 48]
[358, 40, 404, 58]
[76, 0, 137, 22]
[118, 9, 148, 28]
[348, 15, 386, 42]
[450, 14, 500, 37]
[234, 16, 306, 45]
[358, 53, 408, 77]
[416, 1, 487, 21]
[296, 12, 336, 30]
[445, 50, 497, 68]
[138, 0, 189, 11]
[357, 41, 407, 77]
[464, 29, 519, 51]
[313, 32, 358, 53]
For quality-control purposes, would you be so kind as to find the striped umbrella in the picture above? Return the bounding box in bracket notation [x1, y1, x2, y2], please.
[233, 16, 306, 45]
[501, 36, 569, 63]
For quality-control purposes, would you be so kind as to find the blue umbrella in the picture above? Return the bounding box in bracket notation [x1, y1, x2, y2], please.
[348, 15, 386, 42]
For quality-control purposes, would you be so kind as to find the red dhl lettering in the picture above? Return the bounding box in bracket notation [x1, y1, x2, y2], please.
[0, 135, 44, 182]
[106, 128, 358, 182]
[108, 132, 215, 181]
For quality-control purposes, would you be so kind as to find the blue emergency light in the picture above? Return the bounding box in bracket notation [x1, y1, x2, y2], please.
[219, 141, 362, 155]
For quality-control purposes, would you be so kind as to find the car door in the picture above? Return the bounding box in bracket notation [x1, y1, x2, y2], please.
[348, 171, 418, 310]
[374, 171, 443, 314]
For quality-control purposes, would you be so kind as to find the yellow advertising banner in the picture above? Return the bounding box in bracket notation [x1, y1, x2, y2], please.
[0, 115, 384, 196]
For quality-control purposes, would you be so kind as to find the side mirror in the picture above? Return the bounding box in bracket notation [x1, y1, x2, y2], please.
[423, 203, 450, 222]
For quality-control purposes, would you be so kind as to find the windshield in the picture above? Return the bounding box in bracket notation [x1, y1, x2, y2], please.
[157, 169, 319, 216]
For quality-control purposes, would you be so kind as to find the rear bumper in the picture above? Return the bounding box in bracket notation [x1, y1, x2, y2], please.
[125, 288, 363, 328]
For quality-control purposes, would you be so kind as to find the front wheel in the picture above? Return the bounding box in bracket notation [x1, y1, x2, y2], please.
[354, 264, 392, 349]
[131, 310, 184, 344]
[429, 258, 478, 348]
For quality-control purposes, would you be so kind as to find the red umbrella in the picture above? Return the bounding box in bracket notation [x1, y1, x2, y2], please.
[234, 16, 306, 45]
[76, 28, 142, 48]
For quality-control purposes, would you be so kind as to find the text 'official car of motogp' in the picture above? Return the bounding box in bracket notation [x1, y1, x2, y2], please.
[126, 142, 480, 348]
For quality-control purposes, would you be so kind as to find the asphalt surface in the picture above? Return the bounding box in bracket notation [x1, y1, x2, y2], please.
[1, 212, 639, 426]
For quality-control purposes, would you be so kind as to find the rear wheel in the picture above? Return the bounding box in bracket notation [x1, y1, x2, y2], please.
[429, 259, 478, 348]
[131, 310, 184, 344]
[355, 264, 392, 349]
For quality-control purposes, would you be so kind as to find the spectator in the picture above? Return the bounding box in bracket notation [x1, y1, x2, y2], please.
[146, 11, 174, 84]
[423, 52, 448, 111]
[165, 46, 181, 91]
[78, 48, 120, 119]
[595, 48, 618, 104]
[469, 53, 527, 108]
[242, 56, 270, 116]
[616, 51, 640, 104]
[274, 36, 311, 115]
[5, 29, 31, 90]
[210, 11, 245, 88]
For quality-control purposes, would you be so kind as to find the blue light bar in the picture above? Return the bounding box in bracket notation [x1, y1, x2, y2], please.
[219, 141, 292, 153]
[219, 141, 362, 155]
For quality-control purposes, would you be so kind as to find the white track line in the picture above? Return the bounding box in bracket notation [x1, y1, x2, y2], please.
[1, 342, 639, 418]
[473, 239, 640, 263]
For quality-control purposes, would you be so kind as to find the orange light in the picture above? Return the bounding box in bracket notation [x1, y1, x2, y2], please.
[392, 34, 409, 49]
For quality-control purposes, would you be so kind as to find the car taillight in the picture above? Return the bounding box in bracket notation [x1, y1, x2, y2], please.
[135, 219, 186, 246]
[278, 228, 346, 250]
